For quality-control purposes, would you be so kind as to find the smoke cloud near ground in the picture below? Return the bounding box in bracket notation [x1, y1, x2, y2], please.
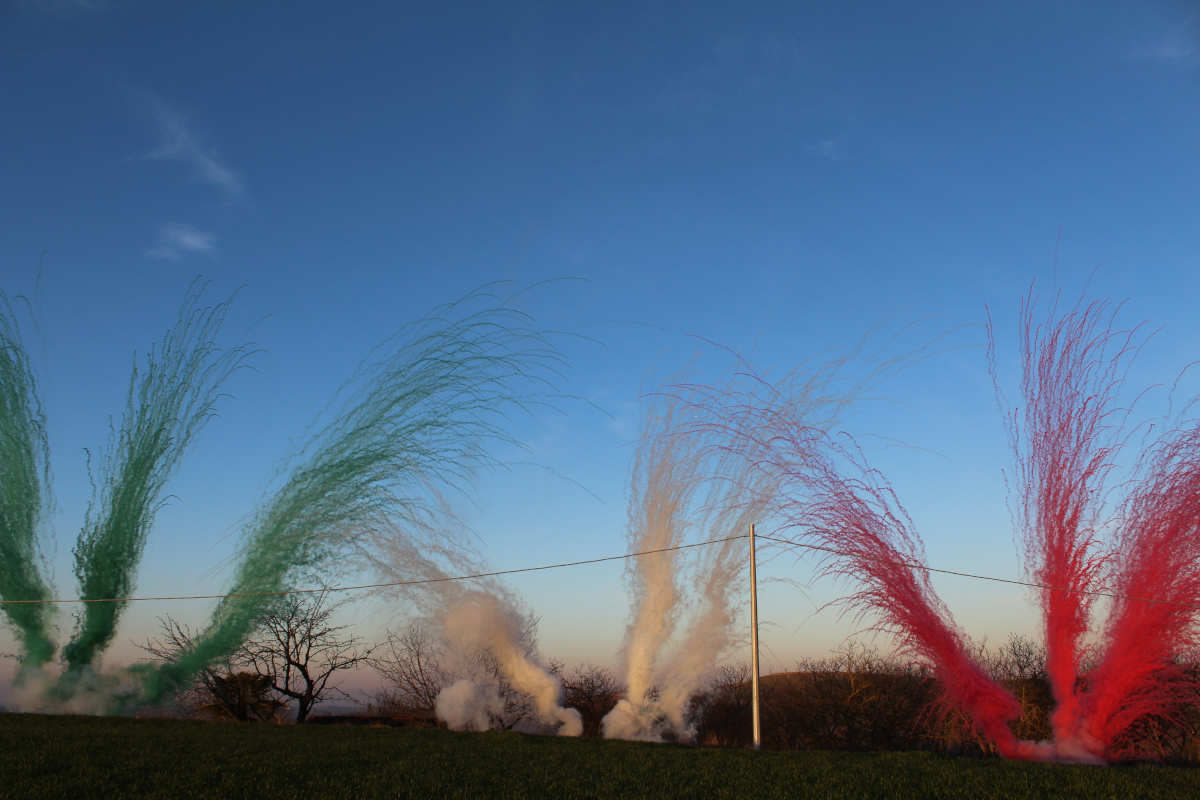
[435, 679, 503, 732]
[439, 591, 581, 736]
[363, 522, 581, 736]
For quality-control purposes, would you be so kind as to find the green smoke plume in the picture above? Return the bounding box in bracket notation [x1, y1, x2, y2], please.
[139, 287, 564, 704]
[61, 281, 252, 675]
[0, 293, 55, 670]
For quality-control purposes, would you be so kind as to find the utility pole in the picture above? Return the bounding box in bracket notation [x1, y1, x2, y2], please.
[749, 522, 761, 749]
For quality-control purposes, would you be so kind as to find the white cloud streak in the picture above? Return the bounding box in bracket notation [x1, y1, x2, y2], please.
[145, 223, 216, 261]
[140, 93, 245, 198]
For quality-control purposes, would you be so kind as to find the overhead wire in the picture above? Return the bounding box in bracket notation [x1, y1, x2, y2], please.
[1, 530, 1197, 610]
[754, 533, 1200, 610]
[0, 535, 748, 605]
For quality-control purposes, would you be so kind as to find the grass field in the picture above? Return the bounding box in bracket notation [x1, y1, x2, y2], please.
[1, 713, 1198, 799]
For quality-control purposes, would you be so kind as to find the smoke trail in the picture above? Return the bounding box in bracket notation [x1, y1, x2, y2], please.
[60, 282, 253, 680]
[774, 431, 1026, 757]
[439, 591, 582, 736]
[748, 290, 1195, 763]
[654, 532, 747, 736]
[635, 400, 781, 739]
[603, 397, 698, 739]
[138, 288, 565, 706]
[1079, 420, 1200, 756]
[604, 343, 891, 741]
[989, 288, 1200, 761]
[685, 356, 1029, 756]
[989, 291, 1132, 746]
[0, 292, 55, 671]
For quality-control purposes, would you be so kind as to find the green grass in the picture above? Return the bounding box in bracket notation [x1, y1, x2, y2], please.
[0, 713, 1197, 799]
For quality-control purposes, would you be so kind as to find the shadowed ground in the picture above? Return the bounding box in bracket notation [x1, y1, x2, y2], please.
[1, 713, 1197, 799]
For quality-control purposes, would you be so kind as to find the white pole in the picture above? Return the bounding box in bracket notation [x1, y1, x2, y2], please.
[749, 522, 762, 749]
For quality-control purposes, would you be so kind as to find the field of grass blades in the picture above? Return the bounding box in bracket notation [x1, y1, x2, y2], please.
[1, 714, 1198, 799]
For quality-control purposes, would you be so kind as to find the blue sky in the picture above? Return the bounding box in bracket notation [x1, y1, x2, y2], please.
[2, 1, 1200, 695]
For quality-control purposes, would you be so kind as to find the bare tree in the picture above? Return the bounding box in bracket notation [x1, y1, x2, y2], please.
[994, 633, 1048, 681]
[240, 590, 375, 722]
[370, 621, 448, 713]
[560, 664, 622, 737]
[370, 610, 546, 729]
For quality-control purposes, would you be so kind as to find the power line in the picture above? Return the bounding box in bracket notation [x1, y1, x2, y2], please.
[755, 533, 1200, 611]
[0, 534, 747, 606]
[0, 531, 1196, 611]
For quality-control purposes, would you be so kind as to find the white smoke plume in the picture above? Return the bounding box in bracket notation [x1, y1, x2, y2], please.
[6, 662, 147, 717]
[440, 591, 582, 736]
[603, 378, 770, 741]
[606, 460, 775, 740]
[435, 679, 504, 731]
[656, 533, 750, 735]
[358, 525, 580, 736]
[600, 697, 659, 741]
[603, 397, 700, 739]
[604, 351, 872, 741]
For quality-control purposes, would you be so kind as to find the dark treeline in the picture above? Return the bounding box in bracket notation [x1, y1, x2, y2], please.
[685, 636, 1200, 763]
[160, 623, 1199, 764]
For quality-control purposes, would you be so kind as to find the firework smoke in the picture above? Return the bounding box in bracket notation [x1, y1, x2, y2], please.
[1077, 418, 1200, 756]
[436, 679, 504, 731]
[439, 591, 582, 736]
[602, 396, 698, 740]
[138, 288, 565, 709]
[655, 529, 755, 736]
[622, 413, 779, 740]
[722, 289, 1200, 764]
[361, 524, 581, 736]
[990, 291, 1130, 749]
[604, 342, 893, 741]
[782, 433, 1026, 757]
[0, 292, 55, 672]
[992, 288, 1200, 761]
[60, 282, 252, 682]
[684, 356, 1030, 757]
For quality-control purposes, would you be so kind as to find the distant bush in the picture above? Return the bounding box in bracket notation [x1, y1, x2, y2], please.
[687, 637, 1198, 762]
[691, 644, 940, 752]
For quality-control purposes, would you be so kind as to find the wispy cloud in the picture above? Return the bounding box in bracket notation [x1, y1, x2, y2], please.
[1131, 32, 1198, 63]
[138, 92, 245, 199]
[1128, 13, 1199, 65]
[146, 223, 216, 261]
[806, 137, 846, 161]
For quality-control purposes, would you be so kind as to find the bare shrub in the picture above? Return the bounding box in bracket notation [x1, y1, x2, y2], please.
[370, 622, 448, 714]
[560, 665, 622, 737]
